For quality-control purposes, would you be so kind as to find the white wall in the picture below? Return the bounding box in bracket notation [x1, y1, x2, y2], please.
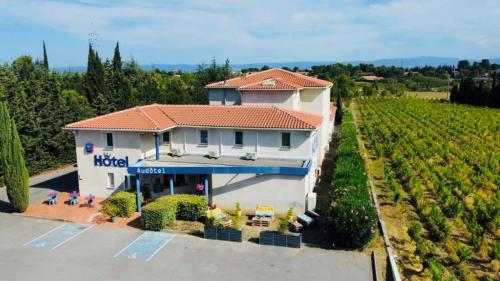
[168, 127, 312, 160]
[241, 90, 299, 110]
[211, 173, 309, 214]
[74, 130, 144, 197]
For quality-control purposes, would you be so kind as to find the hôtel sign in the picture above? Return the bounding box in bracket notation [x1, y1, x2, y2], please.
[94, 154, 129, 168]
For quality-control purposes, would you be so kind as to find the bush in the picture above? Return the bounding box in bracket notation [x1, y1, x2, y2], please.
[157, 194, 207, 221]
[106, 191, 141, 217]
[142, 200, 177, 231]
[102, 203, 120, 218]
[142, 194, 207, 231]
[327, 110, 377, 249]
[278, 218, 288, 234]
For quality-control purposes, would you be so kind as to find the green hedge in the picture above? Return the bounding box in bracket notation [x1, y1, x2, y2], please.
[327, 110, 377, 249]
[157, 194, 207, 221]
[142, 194, 207, 231]
[142, 201, 177, 231]
[106, 191, 141, 217]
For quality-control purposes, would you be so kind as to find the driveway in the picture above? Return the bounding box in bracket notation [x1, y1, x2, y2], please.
[0, 213, 373, 281]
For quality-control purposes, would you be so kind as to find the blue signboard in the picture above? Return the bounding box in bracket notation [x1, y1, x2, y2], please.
[127, 160, 311, 176]
[85, 143, 94, 153]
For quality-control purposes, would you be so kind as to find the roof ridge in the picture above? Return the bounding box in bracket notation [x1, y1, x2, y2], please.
[137, 105, 161, 130]
[205, 68, 278, 87]
[65, 106, 142, 128]
[238, 76, 302, 90]
[274, 68, 334, 86]
[156, 105, 179, 125]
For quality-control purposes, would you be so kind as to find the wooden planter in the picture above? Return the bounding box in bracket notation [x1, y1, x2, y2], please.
[204, 226, 243, 243]
[259, 231, 302, 248]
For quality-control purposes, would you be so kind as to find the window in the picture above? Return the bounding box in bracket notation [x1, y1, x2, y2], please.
[162, 132, 170, 144]
[234, 131, 243, 146]
[281, 132, 291, 148]
[107, 173, 115, 189]
[106, 133, 113, 148]
[200, 130, 208, 145]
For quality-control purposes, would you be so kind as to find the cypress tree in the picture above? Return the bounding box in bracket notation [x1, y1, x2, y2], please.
[112, 42, 122, 72]
[0, 102, 29, 212]
[43, 41, 49, 70]
[334, 92, 343, 124]
[85, 44, 104, 104]
[86, 43, 96, 102]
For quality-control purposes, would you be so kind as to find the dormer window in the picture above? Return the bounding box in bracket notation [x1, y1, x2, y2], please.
[261, 79, 276, 87]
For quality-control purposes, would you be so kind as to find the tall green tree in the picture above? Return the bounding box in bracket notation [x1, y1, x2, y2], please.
[0, 101, 29, 212]
[112, 42, 122, 72]
[43, 41, 49, 70]
[85, 44, 104, 104]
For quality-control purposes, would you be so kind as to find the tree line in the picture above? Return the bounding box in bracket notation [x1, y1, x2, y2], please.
[0, 42, 232, 186]
[450, 77, 500, 108]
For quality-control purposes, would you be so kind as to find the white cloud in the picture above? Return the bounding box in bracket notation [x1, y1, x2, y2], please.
[0, 0, 499, 65]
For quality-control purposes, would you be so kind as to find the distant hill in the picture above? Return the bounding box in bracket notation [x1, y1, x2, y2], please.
[53, 57, 500, 72]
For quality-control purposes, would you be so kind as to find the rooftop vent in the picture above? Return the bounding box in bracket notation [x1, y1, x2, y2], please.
[261, 79, 276, 87]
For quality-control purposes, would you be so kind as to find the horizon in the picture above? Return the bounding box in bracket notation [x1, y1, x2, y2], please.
[1, 0, 500, 67]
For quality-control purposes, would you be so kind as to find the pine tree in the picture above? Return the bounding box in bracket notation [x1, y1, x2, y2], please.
[112, 42, 122, 72]
[43, 41, 49, 70]
[0, 102, 29, 212]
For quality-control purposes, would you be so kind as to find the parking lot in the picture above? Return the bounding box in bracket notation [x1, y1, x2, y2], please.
[0, 212, 373, 281]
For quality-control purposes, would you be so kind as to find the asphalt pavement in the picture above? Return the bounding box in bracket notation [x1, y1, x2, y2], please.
[0, 213, 373, 281]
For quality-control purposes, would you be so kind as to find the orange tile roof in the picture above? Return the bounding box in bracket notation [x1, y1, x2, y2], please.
[206, 68, 332, 90]
[65, 104, 323, 131]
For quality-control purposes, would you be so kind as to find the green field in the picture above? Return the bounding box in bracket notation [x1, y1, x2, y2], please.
[355, 98, 499, 280]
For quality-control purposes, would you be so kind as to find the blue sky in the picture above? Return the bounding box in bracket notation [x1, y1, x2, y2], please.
[1, 0, 499, 67]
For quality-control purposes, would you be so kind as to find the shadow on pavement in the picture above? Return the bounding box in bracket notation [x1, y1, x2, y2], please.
[0, 171, 78, 214]
[30, 171, 78, 192]
[0, 197, 15, 213]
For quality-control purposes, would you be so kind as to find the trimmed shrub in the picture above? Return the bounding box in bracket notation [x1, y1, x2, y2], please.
[157, 194, 207, 221]
[106, 191, 141, 217]
[142, 194, 207, 231]
[142, 200, 177, 231]
[327, 110, 377, 249]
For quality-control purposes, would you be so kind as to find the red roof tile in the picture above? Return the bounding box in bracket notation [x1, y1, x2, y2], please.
[65, 104, 323, 131]
[206, 68, 332, 90]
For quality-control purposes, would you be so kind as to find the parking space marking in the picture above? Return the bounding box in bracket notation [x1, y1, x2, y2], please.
[25, 223, 94, 250]
[114, 231, 175, 262]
